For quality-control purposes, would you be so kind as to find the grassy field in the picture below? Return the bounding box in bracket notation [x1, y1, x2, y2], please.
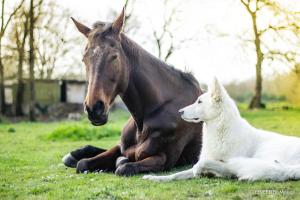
[1, 105, 300, 200]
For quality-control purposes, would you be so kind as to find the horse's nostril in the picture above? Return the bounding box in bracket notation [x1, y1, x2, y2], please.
[93, 101, 104, 116]
[85, 104, 91, 114]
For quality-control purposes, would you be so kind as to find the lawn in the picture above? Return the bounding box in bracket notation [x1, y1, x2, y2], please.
[1, 105, 300, 200]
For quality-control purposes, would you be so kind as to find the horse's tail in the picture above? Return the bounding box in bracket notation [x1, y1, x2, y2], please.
[227, 157, 300, 181]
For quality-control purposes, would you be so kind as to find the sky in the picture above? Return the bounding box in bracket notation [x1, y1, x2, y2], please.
[7, 0, 300, 84]
[59, 0, 255, 84]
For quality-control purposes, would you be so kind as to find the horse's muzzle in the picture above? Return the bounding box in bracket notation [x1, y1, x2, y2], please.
[89, 114, 108, 126]
[86, 101, 108, 126]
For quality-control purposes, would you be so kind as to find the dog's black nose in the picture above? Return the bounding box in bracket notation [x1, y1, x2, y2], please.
[178, 110, 184, 116]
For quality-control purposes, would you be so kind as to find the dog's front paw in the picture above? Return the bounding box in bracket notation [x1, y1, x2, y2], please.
[142, 175, 171, 182]
[238, 175, 257, 182]
[142, 175, 156, 180]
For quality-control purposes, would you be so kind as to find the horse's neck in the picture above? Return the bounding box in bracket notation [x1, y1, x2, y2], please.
[119, 35, 170, 129]
[120, 78, 145, 130]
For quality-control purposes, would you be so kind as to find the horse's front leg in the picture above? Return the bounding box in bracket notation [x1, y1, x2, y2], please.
[76, 117, 137, 173]
[63, 145, 106, 168]
[115, 152, 167, 176]
[76, 145, 121, 173]
[115, 133, 166, 176]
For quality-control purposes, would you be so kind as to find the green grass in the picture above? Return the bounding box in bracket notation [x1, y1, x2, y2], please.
[1, 107, 300, 200]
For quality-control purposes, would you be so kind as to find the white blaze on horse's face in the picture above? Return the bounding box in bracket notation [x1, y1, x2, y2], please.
[93, 46, 101, 55]
[179, 78, 223, 123]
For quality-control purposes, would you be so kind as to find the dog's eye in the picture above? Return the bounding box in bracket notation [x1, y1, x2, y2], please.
[198, 100, 202, 104]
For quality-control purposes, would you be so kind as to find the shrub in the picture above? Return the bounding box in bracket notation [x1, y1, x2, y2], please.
[46, 124, 121, 141]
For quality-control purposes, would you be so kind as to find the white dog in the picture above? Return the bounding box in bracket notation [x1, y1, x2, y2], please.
[143, 78, 300, 182]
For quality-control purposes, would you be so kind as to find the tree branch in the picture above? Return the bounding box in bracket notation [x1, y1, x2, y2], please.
[1, 0, 25, 35]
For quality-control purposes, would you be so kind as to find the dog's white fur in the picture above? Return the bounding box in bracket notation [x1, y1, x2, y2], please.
[143, 78, 300, 182]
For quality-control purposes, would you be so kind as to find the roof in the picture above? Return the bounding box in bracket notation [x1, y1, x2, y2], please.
[4, 79, 86, 86]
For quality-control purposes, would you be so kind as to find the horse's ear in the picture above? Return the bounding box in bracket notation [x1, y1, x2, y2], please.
[112, 7, 125, 34]
[71, 17, 91, 37]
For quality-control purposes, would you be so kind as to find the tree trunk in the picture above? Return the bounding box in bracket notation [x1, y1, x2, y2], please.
[0, 0, 5, 114]
[0, 55, 5, 115]
[0, 0, 5, 115]
[15, 17, 28, 116]
[29, 0, 36, 121]
[15, 52, 24, 115]
[248, 12, 265, 109]
[249, 54, 264, 109]
[1, 0, 25, 115]
[0, 40, 5, 115]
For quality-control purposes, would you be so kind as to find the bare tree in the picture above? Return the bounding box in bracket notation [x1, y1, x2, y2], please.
[240, 0, 300, 109]
[108, 0, 138, 35]
[10, 8, 29, 115]
[35, 1, 76, 79]
[151, 0, 193, 62]
[3, 0, 78, 116]
[111, 0, 191, 63]
[29, 0, 35, 121]
[0, 0, 25, 114]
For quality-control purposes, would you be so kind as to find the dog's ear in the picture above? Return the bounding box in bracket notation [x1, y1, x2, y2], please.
[210, 77, 222, 103]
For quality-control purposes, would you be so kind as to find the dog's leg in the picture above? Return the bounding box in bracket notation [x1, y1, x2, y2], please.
[228, 158, 300, 181]
[143, 168, 194, 182]
[143, 158, 207, 182]
[201, 160, 235, 178]
[142, 158, 213, 182]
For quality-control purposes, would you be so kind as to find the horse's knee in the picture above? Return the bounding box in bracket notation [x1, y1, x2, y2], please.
[135, 147, 160, 161]
[135, 150, 149, 161]
[156, 153, 167, 165]
[135, 139, 160, 161]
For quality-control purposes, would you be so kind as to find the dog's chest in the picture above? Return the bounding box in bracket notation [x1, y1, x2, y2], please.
[203, 128, 234, 160]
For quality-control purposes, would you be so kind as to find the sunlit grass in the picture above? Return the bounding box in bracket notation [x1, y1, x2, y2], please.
[1, 105, 300, 199]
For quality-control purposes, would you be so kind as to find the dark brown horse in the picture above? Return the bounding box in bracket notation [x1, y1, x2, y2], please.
[63, 8, 203, 176]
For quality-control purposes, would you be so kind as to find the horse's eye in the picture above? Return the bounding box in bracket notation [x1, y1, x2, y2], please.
[111, 54, 118, 61]
[109, 43, 115, 48]
[109, 77, 116, 83]
[198, 100, 202, 104]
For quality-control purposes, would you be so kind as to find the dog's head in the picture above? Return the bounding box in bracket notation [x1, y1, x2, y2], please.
[179, 77, 227, 123]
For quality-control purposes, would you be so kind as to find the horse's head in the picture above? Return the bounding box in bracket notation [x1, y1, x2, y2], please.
[72, 8, 129, 126]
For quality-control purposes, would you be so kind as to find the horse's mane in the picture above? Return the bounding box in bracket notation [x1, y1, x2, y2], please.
[91, 21, 199, 88]
[120, 34, 199, 88]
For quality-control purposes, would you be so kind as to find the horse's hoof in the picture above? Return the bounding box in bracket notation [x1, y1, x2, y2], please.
[62, 153, 78, 168]
[115, 163, 137, 176]
[76, 159, 90, 173]
[116, 156, 129, 168]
